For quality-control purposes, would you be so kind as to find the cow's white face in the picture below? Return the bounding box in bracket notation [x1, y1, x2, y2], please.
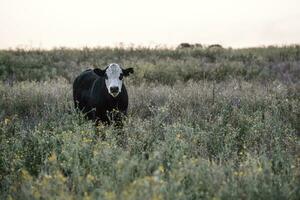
[104, 64, 123, 97]
[94, 63, 134, 97]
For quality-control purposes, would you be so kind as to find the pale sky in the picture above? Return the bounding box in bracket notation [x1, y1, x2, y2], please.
[0, 0, 300, 49]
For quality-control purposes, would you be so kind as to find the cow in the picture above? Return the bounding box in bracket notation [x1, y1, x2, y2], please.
[73, 63, 134, 127]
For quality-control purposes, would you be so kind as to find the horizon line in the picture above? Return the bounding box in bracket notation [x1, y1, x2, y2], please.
[1, 42, 300, 51]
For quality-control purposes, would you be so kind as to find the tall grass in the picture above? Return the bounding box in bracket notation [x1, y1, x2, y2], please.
[0, 46, 299, 199]
[1, 45, 300, 83]
[1, 80, 299, 199]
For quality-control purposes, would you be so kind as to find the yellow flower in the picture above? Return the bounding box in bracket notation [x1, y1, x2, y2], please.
[33, 189, 41, 199]
[21, 169, 32, 181]
[104, 191, 116, 200]
[234, 171, 245, 177]
[152, 194, 163, 200]
[55, 171, 67, 182]
[191, 158, 198, 164]
[83, 137, 93, 143]
[83, 192, 92, 200]
[48, 152, 57, 162]
[93, 150, 99, 156]
[158, 165, 164, 173]
[4, 118, 10, 125]
[44, 174, 52, 180]
[87, 174, 95, 182]
[257, 166, 263, 173]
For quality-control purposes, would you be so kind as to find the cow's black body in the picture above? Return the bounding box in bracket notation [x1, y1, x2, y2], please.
[73, 69, 129, 125]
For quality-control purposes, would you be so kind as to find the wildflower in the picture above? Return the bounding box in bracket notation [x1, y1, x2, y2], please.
[4, 118, 10, 125]
[21, 169, 32, 181]
[83, 192, 91, 200]
[83, 137, 93, 143]
[152, 194, 163, 200]
[158, 165, 165, 173]
[257, 166, 263, 173]
[191, 158, 198, 164]
[145, 176, 157, 183]
[56, 171, 67, 182]
[44, 174, 52, 180]
[93, 150, 99, 156]
[291, 165, 295, 169]
[104, 191, 116, 200]
[33, 189, 41, 199]
[48, 152, 57, 162]
[87, 174, 95, 182]
[233, 171, 245, 177]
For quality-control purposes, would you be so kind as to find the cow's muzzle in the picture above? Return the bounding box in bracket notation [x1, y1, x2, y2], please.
[109, 86, 119, 97]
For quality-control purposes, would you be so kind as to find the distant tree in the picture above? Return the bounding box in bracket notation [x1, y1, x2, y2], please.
[208, 44, 223, 49]
[194, 43, 203, 48]
[177, 43, 193, 49]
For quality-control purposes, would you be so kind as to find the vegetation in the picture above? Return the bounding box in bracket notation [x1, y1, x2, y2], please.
[0, 46, 299, 199]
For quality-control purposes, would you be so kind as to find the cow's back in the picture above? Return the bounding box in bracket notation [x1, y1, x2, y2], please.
[73, 69, 98, 111]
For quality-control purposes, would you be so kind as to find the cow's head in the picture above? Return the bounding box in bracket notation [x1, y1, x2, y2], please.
[94, 63, 134, 97]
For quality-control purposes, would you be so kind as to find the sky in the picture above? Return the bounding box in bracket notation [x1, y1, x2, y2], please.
[0, 0, 300, 49]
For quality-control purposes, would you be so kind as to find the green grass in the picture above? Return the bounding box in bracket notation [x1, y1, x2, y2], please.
[0, 46, 299, 199]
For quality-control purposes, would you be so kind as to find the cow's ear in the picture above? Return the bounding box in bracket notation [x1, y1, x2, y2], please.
[94, 68, 106, 77]
[123, 68, 134, 77]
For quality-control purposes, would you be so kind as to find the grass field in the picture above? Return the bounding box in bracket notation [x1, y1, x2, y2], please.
[0, 46, 299, 199]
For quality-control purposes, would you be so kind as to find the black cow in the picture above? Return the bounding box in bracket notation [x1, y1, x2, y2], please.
[73, 63, 134, 126]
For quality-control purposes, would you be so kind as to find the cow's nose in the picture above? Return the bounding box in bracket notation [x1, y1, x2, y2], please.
[110, 86, 119, 93]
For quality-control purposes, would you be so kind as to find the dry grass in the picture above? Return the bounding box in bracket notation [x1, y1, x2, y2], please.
[0, 46, 299, 199]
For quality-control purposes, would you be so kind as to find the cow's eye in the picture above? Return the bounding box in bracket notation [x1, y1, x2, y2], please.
[119, 74, 123, 80]
[104, 74, 108, 79]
